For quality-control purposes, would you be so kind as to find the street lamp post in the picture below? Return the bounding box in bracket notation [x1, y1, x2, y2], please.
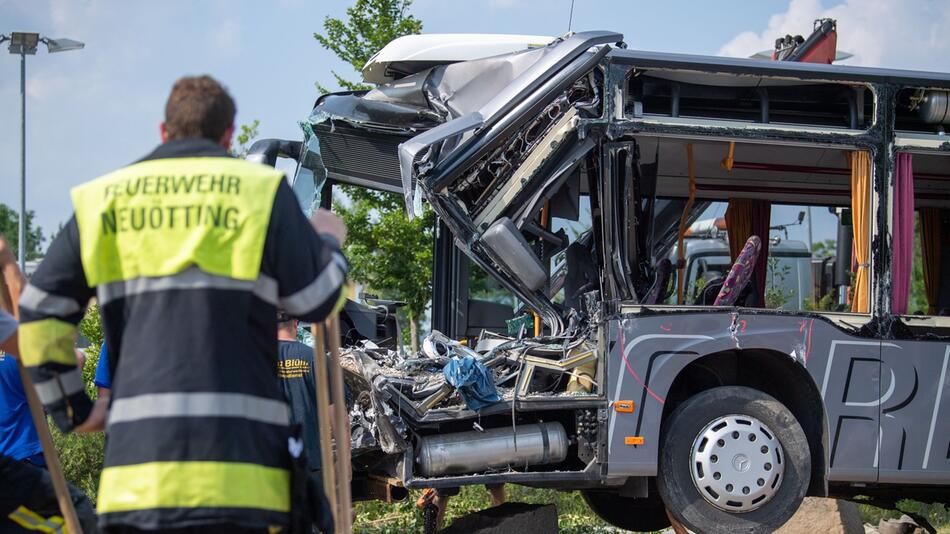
[1, 32, 84, 273]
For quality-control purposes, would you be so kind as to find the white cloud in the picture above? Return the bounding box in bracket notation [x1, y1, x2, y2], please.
[718, 0, 950, 72]
[209, 19, 241, 55]
[486, 0, 523, 8]
[25, 72, 71, 101]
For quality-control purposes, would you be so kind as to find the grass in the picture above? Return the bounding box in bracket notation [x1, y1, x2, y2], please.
[354, 486, 950, 534]
[858, 501, 950, 533]
[354, 486, 623, 534]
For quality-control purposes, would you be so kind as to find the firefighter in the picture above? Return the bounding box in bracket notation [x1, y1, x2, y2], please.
[17, 75, 348, 533]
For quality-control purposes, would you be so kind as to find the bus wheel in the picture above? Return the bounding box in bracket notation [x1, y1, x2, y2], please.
[581, 489, 671, 532]
[657, 386, 810, 534]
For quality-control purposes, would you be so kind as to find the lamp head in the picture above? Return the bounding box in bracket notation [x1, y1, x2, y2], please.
[9, 32, 40, 55]
[44, 37, 85, 53]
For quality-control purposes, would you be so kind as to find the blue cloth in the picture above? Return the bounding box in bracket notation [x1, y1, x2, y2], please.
[442, 355, 501, 411]
[0, 311, 44, 464]
[94, 344, 111, 389]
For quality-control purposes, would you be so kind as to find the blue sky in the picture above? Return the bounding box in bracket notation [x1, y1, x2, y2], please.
[2, 0, 949, 247]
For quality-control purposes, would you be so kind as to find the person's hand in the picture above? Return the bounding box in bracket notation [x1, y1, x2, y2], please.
[75, 397, 109, 433]
[74, 348, 87, 371]
[310, 209, 347, 247]
[0, 235, 15, 269]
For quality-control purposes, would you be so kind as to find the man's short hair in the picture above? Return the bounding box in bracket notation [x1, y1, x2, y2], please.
[277, 310, 297, 330]
[164, 75, 236, 141]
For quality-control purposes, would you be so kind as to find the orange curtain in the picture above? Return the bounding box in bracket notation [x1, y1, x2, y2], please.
[920, 208, 942, 315]
[850, 151, 871, 313]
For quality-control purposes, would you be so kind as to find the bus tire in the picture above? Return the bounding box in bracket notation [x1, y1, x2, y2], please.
[657, 386, 810, 534]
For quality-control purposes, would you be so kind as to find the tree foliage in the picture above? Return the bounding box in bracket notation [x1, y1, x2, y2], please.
[314, 0, 422, 93]
[811, 238, 836, 259]
[0, 203, 44, 261]
[909, 213, 928, 314]
[335, 189, 435, 329]
[232, 119, 261, 159]
[314, 0, 431, 349]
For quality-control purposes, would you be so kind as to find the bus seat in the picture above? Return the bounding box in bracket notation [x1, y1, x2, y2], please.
[714, 235, 762, 306]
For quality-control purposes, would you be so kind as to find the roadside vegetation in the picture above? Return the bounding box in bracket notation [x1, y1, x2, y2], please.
[0, 203, 45, 261]
[353, 486, 619, 534]
[858, 501, 950, 533]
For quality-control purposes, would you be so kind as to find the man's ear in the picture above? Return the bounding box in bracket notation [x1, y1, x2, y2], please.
[219, 125, 235, 151]
[160, 123, 169, 143]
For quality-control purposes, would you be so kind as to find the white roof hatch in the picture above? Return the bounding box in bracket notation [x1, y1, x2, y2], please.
[362, 33, 556, 85]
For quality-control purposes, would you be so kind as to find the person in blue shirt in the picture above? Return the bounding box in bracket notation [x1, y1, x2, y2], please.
[94, 343, 112, 396]
[0, 311, 43, 467]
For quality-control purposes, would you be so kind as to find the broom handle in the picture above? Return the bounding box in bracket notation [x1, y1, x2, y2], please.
[326, 316, 352, 534]
[0, 268, 83, 534]
[311, 322, 338, 527]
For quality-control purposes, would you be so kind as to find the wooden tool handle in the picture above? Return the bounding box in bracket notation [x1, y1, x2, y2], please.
[311, 322, 338, 526]
[325, 316, 352, 534]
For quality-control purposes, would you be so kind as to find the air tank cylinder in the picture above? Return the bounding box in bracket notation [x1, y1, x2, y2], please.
[917, 90, 950, 125]
[416, 422, 569, 477]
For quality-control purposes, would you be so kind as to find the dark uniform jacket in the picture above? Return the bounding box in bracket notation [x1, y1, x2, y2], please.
[17, 138, 348, 531]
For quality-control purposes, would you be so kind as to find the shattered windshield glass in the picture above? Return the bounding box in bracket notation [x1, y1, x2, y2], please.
[291, 119, 327, 217]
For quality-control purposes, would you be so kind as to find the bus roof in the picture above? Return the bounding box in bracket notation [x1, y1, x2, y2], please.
[610, 48, 950, 89]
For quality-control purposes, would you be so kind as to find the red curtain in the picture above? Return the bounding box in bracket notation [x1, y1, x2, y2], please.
[891, 153, 914, 314]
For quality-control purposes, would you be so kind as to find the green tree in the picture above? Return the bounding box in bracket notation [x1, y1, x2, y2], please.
[764, 256, 794, 309]
[909, 213, 928, 314]
[314, 0, 422, 93]
[336, 190, 435, 349]
[811, 238, 836, 259]
[0, 203, 44, 261]
[232, 119, 261, 159]
[315, 0, 431, 350]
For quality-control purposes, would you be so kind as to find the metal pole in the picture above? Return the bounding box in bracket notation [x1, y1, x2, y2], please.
[19, 51, 26, 272]
[806, 206, 814, 253]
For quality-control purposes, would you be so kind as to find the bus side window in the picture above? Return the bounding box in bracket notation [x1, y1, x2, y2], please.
[908, 154, 950, 317]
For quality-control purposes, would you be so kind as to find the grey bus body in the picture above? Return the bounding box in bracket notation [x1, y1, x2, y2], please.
[252, 30, 950, 533]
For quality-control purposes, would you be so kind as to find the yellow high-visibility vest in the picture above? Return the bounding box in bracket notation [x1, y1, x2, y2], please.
[71, 157, 283, 286]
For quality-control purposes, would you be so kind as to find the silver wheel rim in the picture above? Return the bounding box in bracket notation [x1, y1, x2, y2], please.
[689, 414, 784, 513]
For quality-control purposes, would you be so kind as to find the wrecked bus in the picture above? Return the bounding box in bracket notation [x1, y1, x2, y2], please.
[250, 31, 950, 533]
